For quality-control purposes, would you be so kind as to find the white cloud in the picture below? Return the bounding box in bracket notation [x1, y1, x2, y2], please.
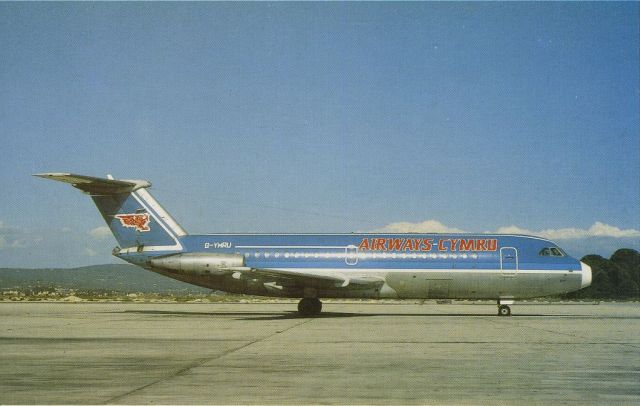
[84, 248, 98, 256]
[492, 225, 534, 235]
[373, 220, 466, 233]
[586, 222, 640, 238]
[0, 220, 25, 249]
[0, 221, 13, 233]
[10, 239, 26, 248]
[89, 226, 112, 239]
[496, 222, 640, 240]
[374, 220, 640, 240]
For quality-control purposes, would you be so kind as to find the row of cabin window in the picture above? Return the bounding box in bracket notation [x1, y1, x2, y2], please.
[239, 252, 482, 260]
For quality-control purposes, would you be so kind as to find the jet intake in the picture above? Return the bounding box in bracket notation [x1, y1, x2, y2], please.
[150, 253, 245, 275]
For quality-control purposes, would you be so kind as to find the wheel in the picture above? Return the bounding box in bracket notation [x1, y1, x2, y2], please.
[498, 304, 511, 317]
[297, 298, 322, 317]
[298, 298, 322, 317]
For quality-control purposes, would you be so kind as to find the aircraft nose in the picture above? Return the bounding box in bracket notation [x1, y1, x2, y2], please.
[580, 261, 592, 288]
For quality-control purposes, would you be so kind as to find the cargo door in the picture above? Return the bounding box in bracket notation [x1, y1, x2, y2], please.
[345, 245, 358, 265]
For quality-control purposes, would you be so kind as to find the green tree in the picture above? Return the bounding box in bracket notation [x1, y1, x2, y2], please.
[570, 250, 640, 299]
[610, 249, 640, 298]
[579, 255, 614, 298]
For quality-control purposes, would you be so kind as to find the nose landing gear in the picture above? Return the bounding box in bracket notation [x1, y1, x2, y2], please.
[498, 304, 511, 316]
[497, 299, 513, 316]
[298, 297, 322, 317]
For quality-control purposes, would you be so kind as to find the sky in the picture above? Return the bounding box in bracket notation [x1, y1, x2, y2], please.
[1, 2, 638, 267]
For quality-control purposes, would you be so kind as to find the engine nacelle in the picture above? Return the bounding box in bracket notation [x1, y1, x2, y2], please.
[150, 253, 245, 275]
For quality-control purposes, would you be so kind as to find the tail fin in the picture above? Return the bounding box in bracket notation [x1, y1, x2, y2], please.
[34, 173, 186, 251]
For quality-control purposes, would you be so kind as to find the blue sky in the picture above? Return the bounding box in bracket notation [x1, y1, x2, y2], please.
[1, 2, 638, 267]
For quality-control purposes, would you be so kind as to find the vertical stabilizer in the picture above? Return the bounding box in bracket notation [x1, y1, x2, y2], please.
[34, 173, 186, 251]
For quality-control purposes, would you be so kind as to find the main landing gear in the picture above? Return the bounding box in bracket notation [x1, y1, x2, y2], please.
[298, 298, 322, 317]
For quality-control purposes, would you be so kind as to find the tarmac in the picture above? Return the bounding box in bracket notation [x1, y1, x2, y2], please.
[0, 301, 639, 405]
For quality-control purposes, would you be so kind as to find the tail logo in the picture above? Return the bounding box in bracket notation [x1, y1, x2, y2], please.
[115, 213, 151, 232]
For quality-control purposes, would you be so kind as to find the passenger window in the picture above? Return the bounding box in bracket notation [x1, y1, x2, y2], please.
[539, 248, 551, 256]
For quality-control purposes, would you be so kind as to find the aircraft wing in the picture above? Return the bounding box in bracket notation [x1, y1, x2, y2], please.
[236, 268, 385, 290]
[148, 253, 384, 290]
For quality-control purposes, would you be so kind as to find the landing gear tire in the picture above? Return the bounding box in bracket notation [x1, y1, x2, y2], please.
[498, 304, 511, 317]
[298, 298, 322, 317]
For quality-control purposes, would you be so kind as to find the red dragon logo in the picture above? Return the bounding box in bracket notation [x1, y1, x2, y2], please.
[115, 213, 150, 232]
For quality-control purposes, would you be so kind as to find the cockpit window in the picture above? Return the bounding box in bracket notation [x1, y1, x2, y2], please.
[539, 247, 564, 257]
[550, 247, 564, 256]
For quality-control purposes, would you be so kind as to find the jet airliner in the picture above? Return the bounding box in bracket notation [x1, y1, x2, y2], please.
[36, 173, 592, 317]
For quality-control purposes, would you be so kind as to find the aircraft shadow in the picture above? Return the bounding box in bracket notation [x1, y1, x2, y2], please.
[119, 309, 365, 319]
[243, 313, 640, 320]
[119, 309, 479, 319]
[115, 309, 638, 321]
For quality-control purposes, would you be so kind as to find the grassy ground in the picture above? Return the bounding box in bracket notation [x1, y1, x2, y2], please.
[0, 288, 267, 303]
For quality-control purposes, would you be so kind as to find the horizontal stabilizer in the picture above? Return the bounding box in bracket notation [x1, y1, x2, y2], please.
[34, 173, 151, 195]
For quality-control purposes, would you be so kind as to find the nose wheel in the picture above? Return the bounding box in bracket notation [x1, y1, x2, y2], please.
[298, 298, 322, 317]
[498, 304, 511, 317]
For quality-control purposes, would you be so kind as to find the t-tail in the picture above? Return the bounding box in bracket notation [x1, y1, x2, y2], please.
[34, 173, 186, 253]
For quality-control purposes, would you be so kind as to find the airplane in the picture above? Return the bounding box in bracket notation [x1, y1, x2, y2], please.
[35, 172, 592, 317]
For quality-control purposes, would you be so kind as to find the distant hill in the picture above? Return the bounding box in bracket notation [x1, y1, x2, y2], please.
[0, 264, 210, 294]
